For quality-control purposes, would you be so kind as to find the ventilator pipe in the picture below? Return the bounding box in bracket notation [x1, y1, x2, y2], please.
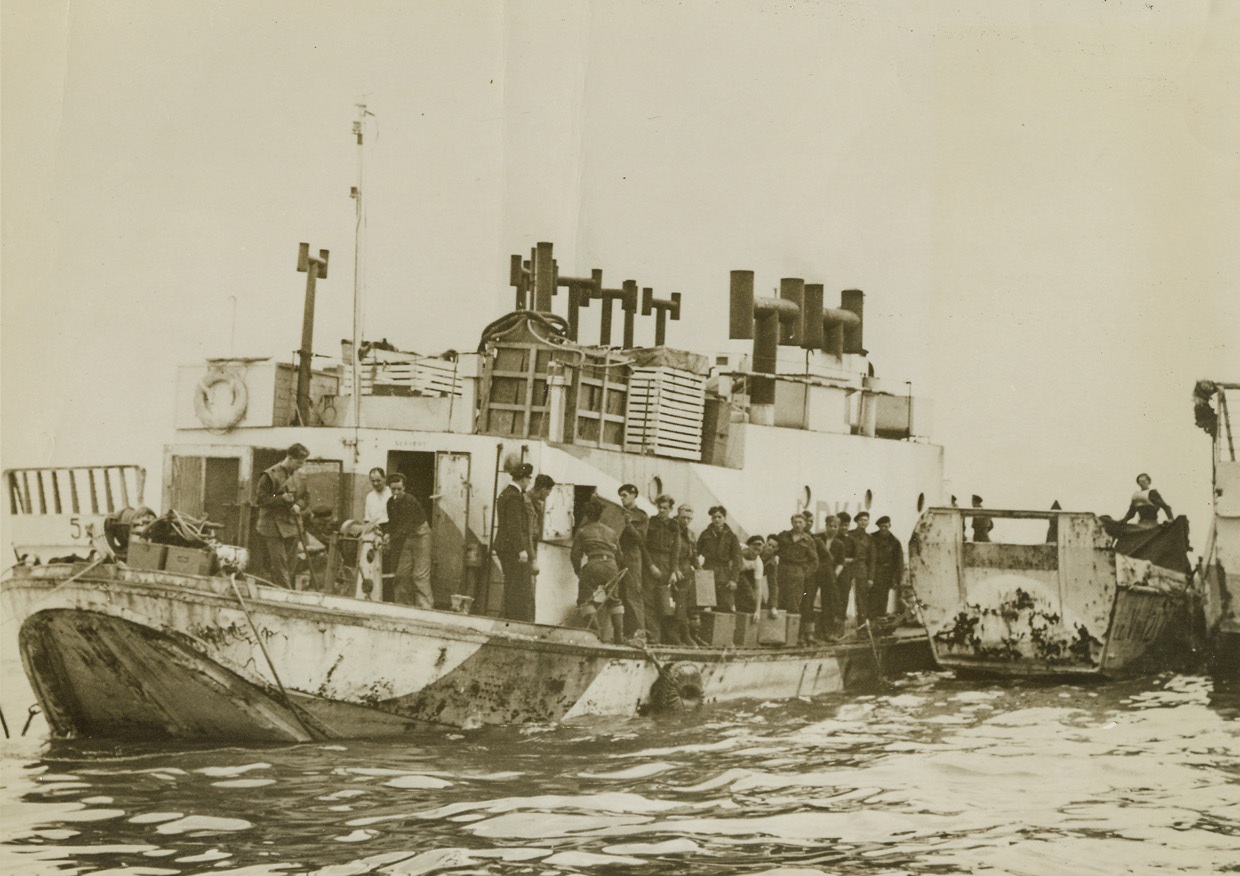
[841, 289, 864, 354]
[779, 278, 805, 346]
[822, 306, 859, 356]
[802, 284, 825, 350]
[534, 241, 555, 312]
[729, 270, 755, 339]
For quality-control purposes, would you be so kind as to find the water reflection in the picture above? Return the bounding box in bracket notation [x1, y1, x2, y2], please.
[2, 673, 1236, 875]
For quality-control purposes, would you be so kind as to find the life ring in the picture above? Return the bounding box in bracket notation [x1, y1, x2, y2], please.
[194, 370, 248, 430]
[649, 661, 704, 712]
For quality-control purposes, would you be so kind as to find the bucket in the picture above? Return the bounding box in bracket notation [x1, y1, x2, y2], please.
[450, 594, 475, 614]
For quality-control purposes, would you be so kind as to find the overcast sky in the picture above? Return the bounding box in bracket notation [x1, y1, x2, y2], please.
[2, 0, 1237, 539]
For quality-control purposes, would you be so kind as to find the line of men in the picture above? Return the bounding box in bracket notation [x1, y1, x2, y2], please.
[571, 487, 905, 647]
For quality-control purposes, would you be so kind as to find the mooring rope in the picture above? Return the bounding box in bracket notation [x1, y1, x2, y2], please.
[228, 574, 319, 741]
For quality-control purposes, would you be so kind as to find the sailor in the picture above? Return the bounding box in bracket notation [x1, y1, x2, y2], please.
[495, 463, 535, 621]
[617, 483, 656, 643]
[526, 473, 556, 577]
[869, 515, 904, 619]
[970, 495, 994, 543]
[739, 535, 766, 620]
[778, 513, 819, 643]
[1120, 473, 1174, 527]
[761, 533, 781, 615]
[645, 494, 682, 644]
[697, 505, 743, 613]
[255, 442, 311, 588]
[810, 514, 842, 640]
[671, 503, 702, 646]
[570, 498, 621, 643]
[384, 473, 432, 609]
[840, 511, 875, 624]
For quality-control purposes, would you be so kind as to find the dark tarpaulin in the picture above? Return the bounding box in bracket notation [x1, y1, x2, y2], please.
[1099, 515, 1192, 576]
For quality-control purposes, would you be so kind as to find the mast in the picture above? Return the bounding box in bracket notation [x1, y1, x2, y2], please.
[350, 104, 370, 453]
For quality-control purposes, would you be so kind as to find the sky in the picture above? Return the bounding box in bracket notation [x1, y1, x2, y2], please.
[2, 0, 1237, 543]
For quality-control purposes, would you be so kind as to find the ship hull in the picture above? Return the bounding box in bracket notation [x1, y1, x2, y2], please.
[4, 563, 933, 741]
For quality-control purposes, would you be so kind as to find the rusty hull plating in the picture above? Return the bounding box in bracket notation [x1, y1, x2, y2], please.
[910, 508, 1201, 679]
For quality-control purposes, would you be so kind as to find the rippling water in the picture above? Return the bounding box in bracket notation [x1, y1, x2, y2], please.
[2, 672, 1237, 875]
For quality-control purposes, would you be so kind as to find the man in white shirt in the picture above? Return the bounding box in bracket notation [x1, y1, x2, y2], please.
[358, 467, 391, 600]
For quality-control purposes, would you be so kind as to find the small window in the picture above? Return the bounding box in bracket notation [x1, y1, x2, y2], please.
[917, 492, 926, 512]
[801, 485, 812, 510]
[648, 476, 663, 503]
[864, 489, 873, 510]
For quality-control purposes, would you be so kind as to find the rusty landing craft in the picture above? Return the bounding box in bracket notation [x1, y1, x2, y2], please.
[909, 507, 1203, 679]
[2, 237, 943, 741]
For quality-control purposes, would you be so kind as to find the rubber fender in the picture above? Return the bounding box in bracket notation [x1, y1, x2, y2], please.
[649, 661, 704, 712]
[194, 370, 248, 430]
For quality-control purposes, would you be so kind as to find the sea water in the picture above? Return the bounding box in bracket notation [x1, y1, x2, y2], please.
[1, 672, 1236, 875]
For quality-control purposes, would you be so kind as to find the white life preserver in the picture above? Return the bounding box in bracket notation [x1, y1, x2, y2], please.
[194, 370, 248, 430]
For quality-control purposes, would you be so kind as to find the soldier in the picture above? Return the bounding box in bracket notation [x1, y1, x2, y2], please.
[811, 514, 843, 640]
[671, 503, 702, 646]
[255, 443, 311, 588]
[697, 505, 743, 612]
[617, 483, 655, 643]
[778, 513, 819, 643]
[526, 473, 556, 579]
[739, 535, 766, 619]
[869, 515, 904, 619]
[570, 498, 621, 643]
[645, 493, 682, 644]
[847, 511, 875, 623]
[495, 463, 534, 621]
[384, 473, 432, 609]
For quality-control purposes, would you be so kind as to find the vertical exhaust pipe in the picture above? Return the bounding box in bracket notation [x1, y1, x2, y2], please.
[841, 288, 864, 354]
[729, 270, 755, 339]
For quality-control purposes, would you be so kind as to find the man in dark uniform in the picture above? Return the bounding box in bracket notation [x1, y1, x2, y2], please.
[384, 473, 432, 608]
[811, 514, 843, 640]
[970, 495, 994, 542]
[570, 498, 621, 642]
[255, 443, 311, 588]
[697, 505, 742, 612]
[847, 511, 875, 623]
[617, 483, 655, 642]
[778, 513, 819, 643]
[526, 473, 556, 586]
[869, 515, 904, 619]
[495, 463, 534, 621]
[672, 503, 701, 646]
[645, 493, 681, 644]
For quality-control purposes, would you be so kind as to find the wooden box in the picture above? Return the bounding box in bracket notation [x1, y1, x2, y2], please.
[127, 537, 165, 571]
[164, 545, 214, 577]
[694, 568, 717, 608]
[786, 613, 802, 647]
[758, 609, 788, 645]
[624, 366, 706, 460]
[734, 612, 759, 648]
[699, 610, 735, 648]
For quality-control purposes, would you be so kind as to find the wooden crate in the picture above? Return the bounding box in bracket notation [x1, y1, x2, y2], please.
[694, 568, 717, 608]
[758, 609, 789, 645]
[699, 611, 735, 648]
[624, 366, 706, 460]
[734, 613, 759, 648]
[127, 537, 165, 571]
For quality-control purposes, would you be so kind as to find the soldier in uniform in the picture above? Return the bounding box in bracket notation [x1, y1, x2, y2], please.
[255, 443, 311, 588]
[645, 494, 682, 644]
[811, 514, 843, 640]
[869, 515, 904, 619]
[847, 511, 875, 623]
[617, 483, 655, 642]
[697, 505, 742, 612]
[570, 498, 621, 642]
[495, 463, 534, 621]
[778, 513, 819, 643]
[671, 503, 701, 646]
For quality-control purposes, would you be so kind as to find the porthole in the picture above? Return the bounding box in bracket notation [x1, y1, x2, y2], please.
[917, 492, 926, 512]
[800, 485, 812, 510]
[648, 476, 663, 503]
[864, 489, 873, 510]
